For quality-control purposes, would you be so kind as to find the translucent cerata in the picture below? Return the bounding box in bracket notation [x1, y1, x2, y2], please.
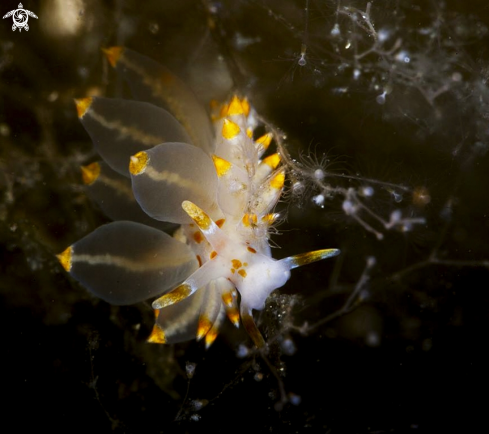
[57, 47, 339, 348]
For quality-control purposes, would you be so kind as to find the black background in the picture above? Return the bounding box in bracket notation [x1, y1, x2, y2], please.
[1, 1, 488, 432]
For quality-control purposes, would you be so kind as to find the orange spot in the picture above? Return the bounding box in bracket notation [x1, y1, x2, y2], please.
[222, 118, 241, 140]
[270, 170, 285, 189]
[129, 151, 149, 175]
[247, 246, 257, 254]
[210, 251, 217, 259]
[246, 127, 253, 138]
[205, 328, 218, 348]
[193, 231, 204, 244]
[226, 95, 246, 116]
[262, 153, 281, 169]
[222, 292, 234, 307]
[241, 98, 250, 117]
[212, 155, 232, 177]
[227, 308, 240, 327]
[196, 316, 213, 340]
[80, 162, 100, 185]
[215, 219, 225, 228]
[74, 97, 92, 119]
[56, 246, 72, 272]
[243, 262, 248, 267]
[262, 213, 278, 224]
[231, 259, 242, 269]
[230, 268, 235, 274]
[147, 324, 166, 344]
[102, 46, 124, 68]
[196, 255, 202, 267]
[154, 309, 160, 319]
[238, 269, 247, 278]
[242, 213, 257, 227]
[255, 133, 272, 151]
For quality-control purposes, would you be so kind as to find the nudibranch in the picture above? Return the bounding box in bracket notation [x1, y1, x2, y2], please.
[58, 47, 339, 348]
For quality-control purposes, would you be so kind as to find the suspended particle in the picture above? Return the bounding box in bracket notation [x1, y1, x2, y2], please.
[401, 222, 413, 232]
[254, 372, 264, 382]
[389, 209, 402, 225]
[342, 199, 357, 215]
[378, 28, 390, 42]
[412, 186, 431, 207]
[47, 91, 59, 102]
[376, 91, 387, 105]
[298, 44, 307, 67]
[234, 32, 261, 50]
[366, 331, 380, 347]
[148, 22, 159, 34]
[78, 66, 89, 79]
[395, 50, 410, 63]
[366, 256, 376, 267]
[288, 393, 302, 406]
[185, 361, 197, 379]
[451, 72, 462, 82]
[361, 186, 374, 197]
[0, 123, 10, 137]
[330, 23, 340, 37]
[190, 399, 208, 411]
[332, 87, 348, 95]
[280, 337, 297, 356]
[313, 194, 325, 207]
[236, 344, 250, 358]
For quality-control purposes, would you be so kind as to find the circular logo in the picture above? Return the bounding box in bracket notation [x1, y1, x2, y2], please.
[13, 9, 28, 27]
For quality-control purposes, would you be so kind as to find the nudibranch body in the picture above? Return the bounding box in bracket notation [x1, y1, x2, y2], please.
[58, 47, 339, 348]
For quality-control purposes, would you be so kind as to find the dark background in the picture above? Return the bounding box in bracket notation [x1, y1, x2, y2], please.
[1, 1, 488, 432]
